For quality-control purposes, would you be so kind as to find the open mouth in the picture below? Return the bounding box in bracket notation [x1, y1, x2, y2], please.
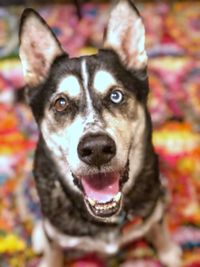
[74, 171, 125, 219]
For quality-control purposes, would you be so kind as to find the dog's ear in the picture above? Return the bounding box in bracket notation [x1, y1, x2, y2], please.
[19, 8, 65, 87]
[103, 0, 147, 71]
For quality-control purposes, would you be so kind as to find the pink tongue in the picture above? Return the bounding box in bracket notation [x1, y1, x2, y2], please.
[81, 172, 120, 203]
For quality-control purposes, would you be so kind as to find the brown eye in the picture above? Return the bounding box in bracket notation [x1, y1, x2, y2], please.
[54, 97, 68, 112]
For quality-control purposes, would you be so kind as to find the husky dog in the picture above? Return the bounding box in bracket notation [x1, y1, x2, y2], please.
[19, 1, 182, 266]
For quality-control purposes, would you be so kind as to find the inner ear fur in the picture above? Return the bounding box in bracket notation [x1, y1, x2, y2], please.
[103, 0, 147, 71]
[19, 8, 65, 87]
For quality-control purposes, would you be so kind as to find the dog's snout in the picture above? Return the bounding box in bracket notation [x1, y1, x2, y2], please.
[78, 134, 116, 166]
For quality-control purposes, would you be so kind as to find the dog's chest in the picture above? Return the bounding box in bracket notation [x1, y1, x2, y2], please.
[43, 200, 163, 255]
[44, 219, 120, 254]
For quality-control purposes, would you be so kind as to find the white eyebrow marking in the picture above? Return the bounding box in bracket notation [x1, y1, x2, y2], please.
[57, 75, 81, 98]
[93, 70, 117, 95]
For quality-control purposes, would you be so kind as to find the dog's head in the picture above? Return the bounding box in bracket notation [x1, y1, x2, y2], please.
[19, 0, 150, 223]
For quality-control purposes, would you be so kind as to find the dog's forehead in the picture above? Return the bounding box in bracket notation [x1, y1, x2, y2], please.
[55, 53, 119, 97]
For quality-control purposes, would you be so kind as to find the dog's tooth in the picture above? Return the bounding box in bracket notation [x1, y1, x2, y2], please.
[88, 198, 96, 206]
[96, 205, 102, 210]
[106, 203, 112, 210]
[112, 202, 117, 208]
[94, 199, 119, 213]
[113, 192, 121, 203]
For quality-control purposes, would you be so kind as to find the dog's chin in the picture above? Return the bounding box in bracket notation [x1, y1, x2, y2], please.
[72, 165, 129, 223]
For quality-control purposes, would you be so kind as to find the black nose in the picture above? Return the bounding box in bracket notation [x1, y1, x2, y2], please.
[78, 134, 116, 167]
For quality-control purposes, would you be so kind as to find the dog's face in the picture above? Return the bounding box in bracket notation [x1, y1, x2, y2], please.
[19, 0, 149, 223]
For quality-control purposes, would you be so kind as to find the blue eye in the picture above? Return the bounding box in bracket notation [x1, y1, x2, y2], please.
[110, 90, 124, 104]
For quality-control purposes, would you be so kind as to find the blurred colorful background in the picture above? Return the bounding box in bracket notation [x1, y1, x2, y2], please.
[0, 1, 200, 266]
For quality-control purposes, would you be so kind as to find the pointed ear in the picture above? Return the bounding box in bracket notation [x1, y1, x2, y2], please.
[103, 0, 147, 70]
[19, 8, 65, 87]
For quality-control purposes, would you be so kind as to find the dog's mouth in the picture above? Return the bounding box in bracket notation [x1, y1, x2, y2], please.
[73, 171, 127, 219]
[82, 172, 122, 218]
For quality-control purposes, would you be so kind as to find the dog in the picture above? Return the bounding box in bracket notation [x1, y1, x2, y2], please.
[19, 1, 182, 266]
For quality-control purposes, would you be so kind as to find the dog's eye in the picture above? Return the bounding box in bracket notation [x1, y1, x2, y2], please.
[110, 90, 124, 104]
[54, 97, 68, 112]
